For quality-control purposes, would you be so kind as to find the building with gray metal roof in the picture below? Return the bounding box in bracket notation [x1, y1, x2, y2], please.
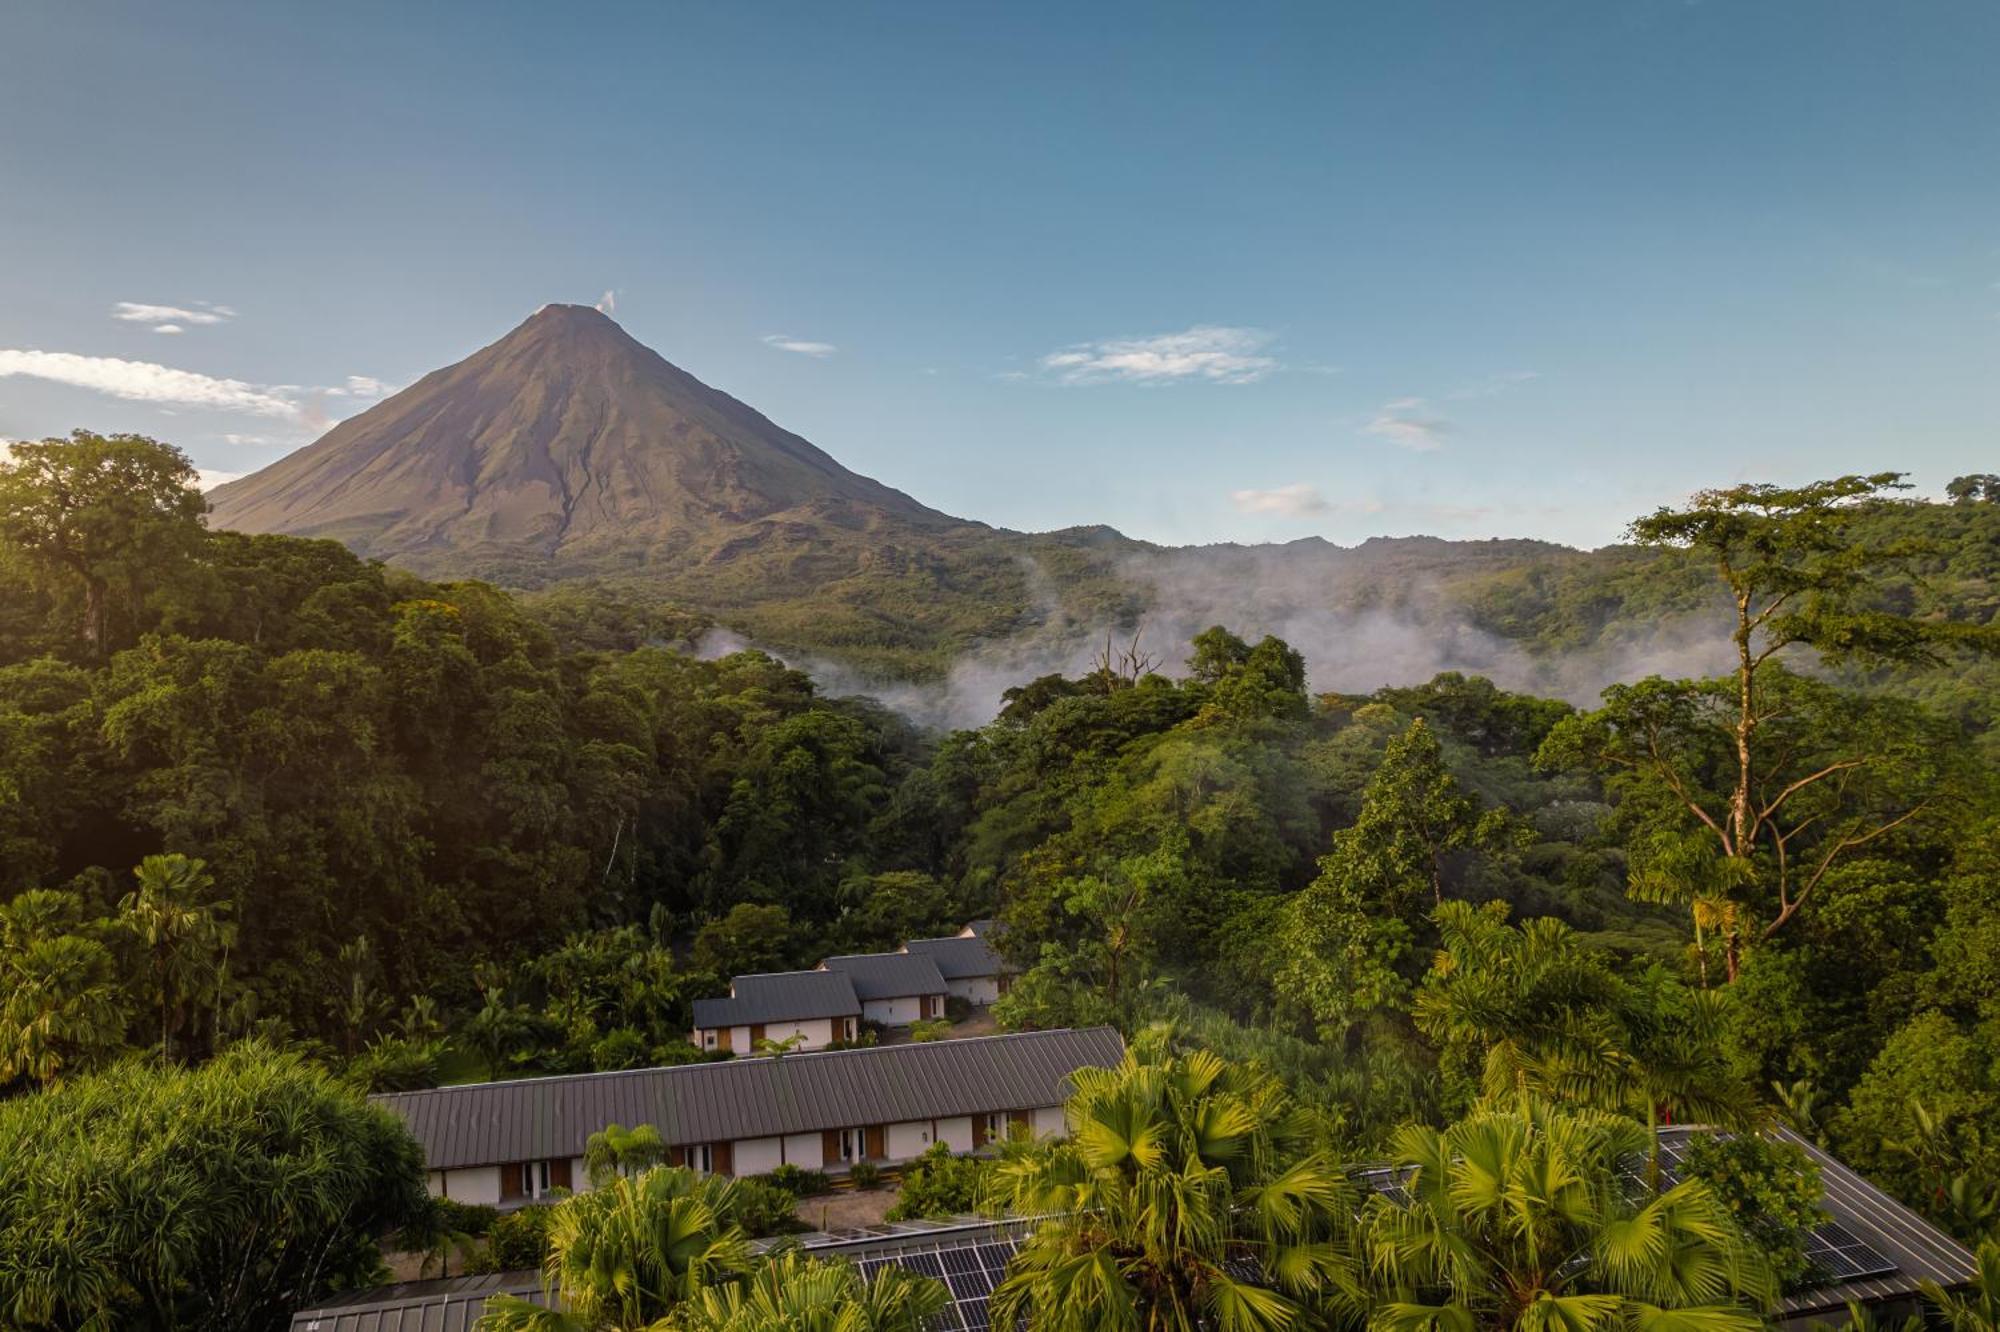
[817, 951, 950, 1024]
[375, 1027, 1122, 1209]
[902, 933, 1014, 1005]
[690, 969, 862, 1054]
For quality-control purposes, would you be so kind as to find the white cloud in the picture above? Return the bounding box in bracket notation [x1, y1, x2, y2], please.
[0, 349, 304, 419]
[595, 289, 617, 314]
[196, 469, 244, 490]
[334, 375, 395, 398]
[1040, 325, 1279, 385]
[1232, 483, 1332, 516]
[1364, 397, 1452, 452]
[762, 333, 836, 358]
[111, 301, 236, 330]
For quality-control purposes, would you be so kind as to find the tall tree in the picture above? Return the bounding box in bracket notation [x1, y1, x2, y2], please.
[0, 431, 206, 657]
[1565, 476, 1996, 949]
[119, 853, 233, 1059]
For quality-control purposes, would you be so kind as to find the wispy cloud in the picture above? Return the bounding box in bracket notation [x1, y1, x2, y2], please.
[111, 301, 236, 332]
[0, 349, 303, 418]
[1041, 325, 1278, 385]
[1364, 397, 1452, 452]
[196, 469, 244, 490]
[595, 289, 617, 315]
[331, 374, 396, 398]
[762, 333, 836, 358]
[1232, 483, 1331, 516]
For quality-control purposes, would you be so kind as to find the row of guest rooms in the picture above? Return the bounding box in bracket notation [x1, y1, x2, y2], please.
[425, 1104, 1067, 1207]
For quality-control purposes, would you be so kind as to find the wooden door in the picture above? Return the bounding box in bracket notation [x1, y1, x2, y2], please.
[717, 1026, 733, 1053]
[1008, 1109, 1031, 1131]
[549, 1158, 573, 1191]
[500, 1162, 525, 1202]
[864, 1125, 885, 1160]
[971, 1116, 989, 1150]
[750, 1023, 766, 1045]
[823, 1129, 841, 1165]
[712, 1141, 734, 1177]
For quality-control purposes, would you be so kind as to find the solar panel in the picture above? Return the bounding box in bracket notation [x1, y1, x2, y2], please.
[1803, 1222, 1898, 1283]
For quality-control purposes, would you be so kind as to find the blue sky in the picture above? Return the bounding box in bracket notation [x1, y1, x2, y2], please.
[2, 1, 1995, 548]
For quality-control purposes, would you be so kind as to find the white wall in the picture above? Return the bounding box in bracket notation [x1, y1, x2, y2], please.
[886, 1120, 937, 1160]
[864, 996, 931, 1026]
[734, 1136, 786, 1176]
[934, 1116, 974, 1153]
[1032, 1106, 1065, 1137]
[437, 1165, 501, 1205]
[945, 976, 1001, 1005]
[782, 1132, 825, 1169]
[691, 1016, 850, 1053]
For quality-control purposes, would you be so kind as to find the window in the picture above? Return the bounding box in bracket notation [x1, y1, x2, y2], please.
[839, 1128, 861, 1163]
[689, 1143, 714, 1174]
[702, 1030, 717, 1049]
[983, 1112, 1008, 1140]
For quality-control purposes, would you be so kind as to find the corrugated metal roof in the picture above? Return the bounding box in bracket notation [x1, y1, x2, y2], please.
[375, 1027, 1122, 1170]
[692, 970, 861, 1029]
[903, 935, 1011, 981]
[1765, 1126, 1978, 1316]
[818, 951, 950, 1001]
[290, 1270, 549, 1332]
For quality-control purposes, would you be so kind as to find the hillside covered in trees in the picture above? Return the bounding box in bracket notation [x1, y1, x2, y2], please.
[5, 431, 2000, 1327]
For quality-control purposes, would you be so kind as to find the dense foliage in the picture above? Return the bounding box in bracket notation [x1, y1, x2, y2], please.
[8, 434, 2000, 1327]
[0, 1043, 426, 1330]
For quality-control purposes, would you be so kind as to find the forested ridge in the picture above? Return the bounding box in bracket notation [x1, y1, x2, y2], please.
[6, 432, 2000, 1329]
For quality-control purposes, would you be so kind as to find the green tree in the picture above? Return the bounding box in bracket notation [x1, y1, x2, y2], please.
[1358, 1099, 1775, 1331]
[0, 431, 206, 657]
[584, 1122, 667, 1187]
[1945, 475, 2000, 506]
[691, 904, 794, 978]
[476, 1167, 754, 1332]
[118, 853, 233, 1059]
[0, 1041, 426, 1331]
[672, 1252, 949, 1332]
[0, 928, 130, 1086]
[988, 1034, 1360, 1332]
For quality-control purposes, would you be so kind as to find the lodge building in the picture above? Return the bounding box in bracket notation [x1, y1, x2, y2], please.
[374, 1026, 1121, 1207]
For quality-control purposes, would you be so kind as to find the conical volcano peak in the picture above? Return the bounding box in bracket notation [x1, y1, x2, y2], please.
[204, 306, 962, 573]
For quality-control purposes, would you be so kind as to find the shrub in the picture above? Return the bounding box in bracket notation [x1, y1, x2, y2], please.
[0, 1042, 427, 1329]
[436, 1197, 499, 1236]
[469, 1203, 555, 1272]
[1681, 1131, 1826, 1289]
[342, 1036, 443, 1092]
[886, 1142, 990, 1221]
[909, 1018, 953, 1043]
[849, 1161, 883, 1190]
[766, 1163, 832, 1197]
[730, 1176, 806, 1238]
[945, 995, 974, 1023]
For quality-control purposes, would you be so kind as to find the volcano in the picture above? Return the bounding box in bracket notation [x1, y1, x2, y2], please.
[204, 304, 970, 575]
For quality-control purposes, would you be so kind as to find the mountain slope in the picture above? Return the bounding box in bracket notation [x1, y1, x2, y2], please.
[206, 304, 968, 572]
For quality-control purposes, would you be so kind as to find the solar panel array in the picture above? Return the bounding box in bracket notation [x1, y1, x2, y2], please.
[1804, 1222, 1900, 1284]
[853, 1235, 1023, 1332]
[1612, 1133, 1898, 1288]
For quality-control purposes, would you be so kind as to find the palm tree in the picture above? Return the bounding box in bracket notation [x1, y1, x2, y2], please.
[673, 1252, 949, 1332]
[0, 933, 130, 1084]
[476, 1166, 753, 1332]
[1358, 1099, 1776, 1332]
[988, 1028, 1361, 1332]
[118, 853, 232, 1059]
[1628, 831, 1754, 986]
[584, 1122, 667, 1187]
[1925, 1243, 2000, 1332]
